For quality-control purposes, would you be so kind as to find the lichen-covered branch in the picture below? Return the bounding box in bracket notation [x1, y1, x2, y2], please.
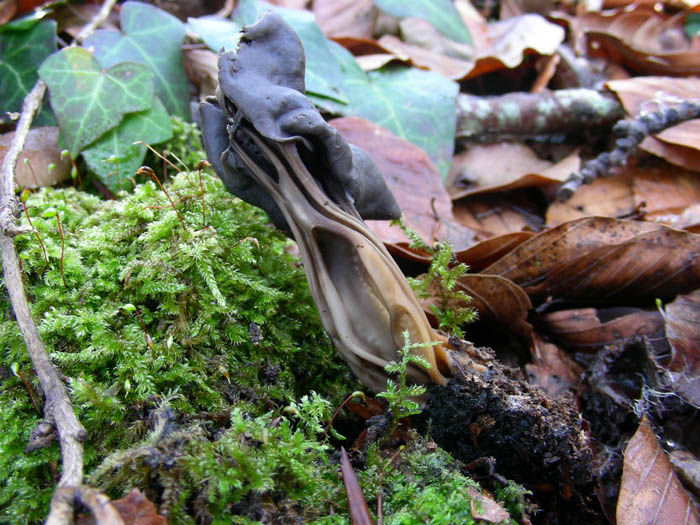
[456, 89, 624, 141]
[0, 0, 119, 522]
[558, 100, 700, 200]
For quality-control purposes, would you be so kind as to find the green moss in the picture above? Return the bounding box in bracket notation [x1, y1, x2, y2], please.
[0, 170, 522, 523]
[0, 172, 354, 522]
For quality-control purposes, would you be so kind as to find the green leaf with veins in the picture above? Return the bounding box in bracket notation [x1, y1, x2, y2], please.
[372, 0, 472, 44]
[230, 0, 348, 104]
[84, 1, 188, 118]
[82, 97, 172, 192]
[38, 47, 154, 157]
[323, 42, 458, 179]
[187, 16, 242, 52]
[0, 20, 56, 123]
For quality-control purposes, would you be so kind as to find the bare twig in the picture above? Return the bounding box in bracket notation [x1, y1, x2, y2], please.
[0, 0, 119, 523]
[46, 486, 125, 525]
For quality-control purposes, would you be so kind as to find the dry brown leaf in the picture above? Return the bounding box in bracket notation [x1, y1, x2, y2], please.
[526, 335, 584, 397]
[0, 127, 71, 188]
[660, 289, 700, 408]
[617, 416, 700, 525]
[547, 162, 700, 226]
[540, 307, 665, 352]
[330, 117, 475, 249]
[669, 451, 700, 497]
[467, 487, 510, 523]
[558, 7, 700, 75]
[76, 489, 167, 525]
[482, 13, 564, 69]
[546, 172, 635, 226]
[448, 143, 578, 199]
[455, 231, 535, 272]
[376, 34, 474, 79]
[313, 0, 378, 39]
[456, 273, 535, 348]
[483, 217, 700, 304]
[0, 0, 17, 25]
[452, 190, 545, 240]
[340, 448, 373, 525]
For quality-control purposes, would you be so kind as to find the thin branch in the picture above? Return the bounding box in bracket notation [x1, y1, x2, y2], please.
[46, 486, 125, 525]
[0, 0, 119, 523]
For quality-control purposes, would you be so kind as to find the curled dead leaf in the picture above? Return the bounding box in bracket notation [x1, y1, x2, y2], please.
[484, 217, 700, 304]
[659, 289, 700, 408]
[617, 416, 700, 525]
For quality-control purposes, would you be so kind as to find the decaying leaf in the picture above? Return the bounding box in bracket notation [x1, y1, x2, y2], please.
[0, 127, 71, 188]
[483, 217, 700, 304]
[617, 416, 700, 525]
[76, 488, 167, 525]
[452, 190, 545, 240]
[455, 231, 535, 273]
[526, 335, 584, 397]
[468, 487, 510, 523]
[340, 448, 373, 525]
[330, 116, 475, 250]
[540, 307, 665, 352]
[659, 289, 700, 408]
[560, 6, 700, 76]
[313, 0, 378, 39]
[447, 143, 577, 199]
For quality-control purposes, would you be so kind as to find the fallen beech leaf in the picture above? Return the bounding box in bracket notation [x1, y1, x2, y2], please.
[0, 0, 17, 25]
[617, 416, 700, 525]
[455, 274, 535, 349]
[0, 127, 71, 188]
[480, 13, 564, 70]
[313, 0, 378, 39]
[455, 231, 535, 272]
[467, 487, 510, 523]
[483, 217, 700, 304]
[340, 448, 373, 525]
[76, 489, 167, 525]
[540, 307, 665, 352]
[669, 451, 700, 497]
[452, 190, 545, 240]
[375, 17, 475, 79]
[546, 172, 635, 226]
[526, 335, 583, 397]
[660, 289, 700, 408]
[559, 7, 700, 76]
[547, 162, 700, 226]
[377, 33, 474, 79]
[448, 143, 578, 199]
[330, 117, 475, 249]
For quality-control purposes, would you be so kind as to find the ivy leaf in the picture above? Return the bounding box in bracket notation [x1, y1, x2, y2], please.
[231, 0, 348, 104]
[325, 42, 458, 179]
[372, 0, 472, 44]
[187, 16, 242, 52]
[0, 19, 56, 123]
[82, 97, 172, 192]
[38, 47, 154, 156]
[84, 1, 188, 118]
